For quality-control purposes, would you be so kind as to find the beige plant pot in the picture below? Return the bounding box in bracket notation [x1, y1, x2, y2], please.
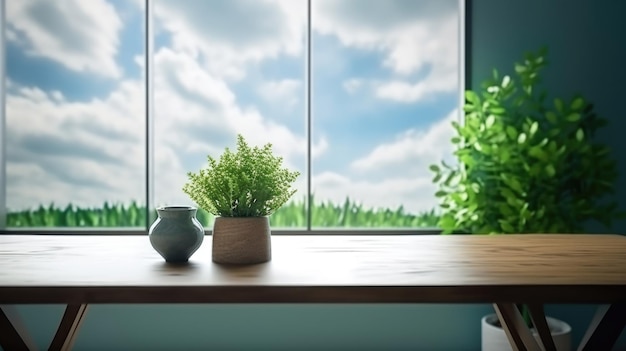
[212, 216, 271, 264]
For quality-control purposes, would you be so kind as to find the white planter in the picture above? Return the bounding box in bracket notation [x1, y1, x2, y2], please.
[481, 313, 571, 351]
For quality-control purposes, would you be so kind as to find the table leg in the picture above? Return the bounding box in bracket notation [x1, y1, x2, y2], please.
[493, 303, 541, 351]
[0, 304, 88, 351]
[527, 304, 556, 351]
[48, 304, 89, 351]
[577, 303, 626, 351]
[0, 305, 34, 351]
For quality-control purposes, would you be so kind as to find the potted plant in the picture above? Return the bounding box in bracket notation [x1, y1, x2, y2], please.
[430, 48, 624, 350]
[183, 134, 300, 264]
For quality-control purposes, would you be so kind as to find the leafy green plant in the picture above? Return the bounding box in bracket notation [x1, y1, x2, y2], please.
[431, 48, 624, 235]
[183, 134, 300, 217]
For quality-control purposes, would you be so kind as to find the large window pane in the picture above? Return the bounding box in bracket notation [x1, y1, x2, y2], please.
[4, 0, 146, 227]
[152, 0, 308, 228]
[311, 0, 461, 228]
[1, 0, 464, 231]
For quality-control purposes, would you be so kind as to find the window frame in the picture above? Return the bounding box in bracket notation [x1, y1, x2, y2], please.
[0, 0, 6, 230]
[0, 0, 471, 235]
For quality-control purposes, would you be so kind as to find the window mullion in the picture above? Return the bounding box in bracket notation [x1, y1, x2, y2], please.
[0, 0, 6, 230]
[145, 0, 155, 231]
[306, 0, 312, 231]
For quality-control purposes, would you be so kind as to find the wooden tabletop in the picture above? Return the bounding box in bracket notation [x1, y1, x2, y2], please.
[0, 234, 625, 304]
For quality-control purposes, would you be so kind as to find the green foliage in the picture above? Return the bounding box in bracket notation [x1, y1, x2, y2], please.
[6, 201, 146, 227]
[183, 134, 300, 217]
[6, 199, 440, 228]
[278, 196, 440, 228]
[431, 48, 624, 234]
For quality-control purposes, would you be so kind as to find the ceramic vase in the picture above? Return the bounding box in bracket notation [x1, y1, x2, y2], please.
[149, 206, 204, 263]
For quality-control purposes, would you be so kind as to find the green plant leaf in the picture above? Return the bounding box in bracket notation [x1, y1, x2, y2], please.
[435, 190, 447, 198]
[432, 173, 442, 183]
[485, 115, 496, 129]
[514, 64, 527, 73]
[489, 106, 506, 115]
[498, 203, 514, 217]
[554, 98, 564, 113]
[571, 97, 585, 110]
[529, 146, 548, 161]
[517, 133, 527, 144]
[566, 113, 581, 122]
[499, 220, 515, 233]
[576, 128, 584, 141]
[429, 164, 441, 173]
[501, 75, 511, 88]
[465, 90, 480, 105]
[545, 164, 556, 177]
[506, 126, 517, 140]
[529, 121, 539, 135]
[500, 149, 511, 162]
[500, 187, 516, 201]
[545, 111, 557, 124]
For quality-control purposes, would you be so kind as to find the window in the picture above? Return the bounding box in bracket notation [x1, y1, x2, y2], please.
[2, 0, 146, 229]
[0, 0, 465, 232]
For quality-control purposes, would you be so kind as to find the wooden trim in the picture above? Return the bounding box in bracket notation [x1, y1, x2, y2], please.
[48, 304, 89, 351]
[3, 285, 626, 305]
[494, 303, 541, 351]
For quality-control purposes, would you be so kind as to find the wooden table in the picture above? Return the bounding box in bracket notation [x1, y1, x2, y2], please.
[0, 234, 625, 351]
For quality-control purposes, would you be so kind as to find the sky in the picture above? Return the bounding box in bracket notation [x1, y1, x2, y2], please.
[4, 0, 461, 215]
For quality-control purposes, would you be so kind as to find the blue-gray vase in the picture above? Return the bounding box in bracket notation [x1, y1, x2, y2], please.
[149, 206, 204, 263]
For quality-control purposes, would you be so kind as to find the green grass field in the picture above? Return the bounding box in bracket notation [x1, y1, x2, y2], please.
[6, 197, 440, 229]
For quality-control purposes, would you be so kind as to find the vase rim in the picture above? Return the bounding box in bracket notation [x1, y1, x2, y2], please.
[157, 205, 196, 211]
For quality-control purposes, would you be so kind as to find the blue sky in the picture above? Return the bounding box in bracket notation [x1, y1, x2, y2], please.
[4, 0, 461, 215]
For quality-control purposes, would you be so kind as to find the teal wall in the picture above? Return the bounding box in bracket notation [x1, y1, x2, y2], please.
[4, 304, 625, 350]
[4, 1, 626, 350]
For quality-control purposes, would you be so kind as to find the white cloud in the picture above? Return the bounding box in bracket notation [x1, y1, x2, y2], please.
[313, 172, 437, 214]
[307, 109, 459, 214]
[6, 80, 145, 210]
[314, 0, 459, 103]
[374, 71, 456, 103]
[7, 0, 123, 78]
[6, 28, 18, 42]
[258, 79, 302, 109]
[343, 78, 364, 95]
[154, 0, 306, 80]
[351, 109, 458, 174]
